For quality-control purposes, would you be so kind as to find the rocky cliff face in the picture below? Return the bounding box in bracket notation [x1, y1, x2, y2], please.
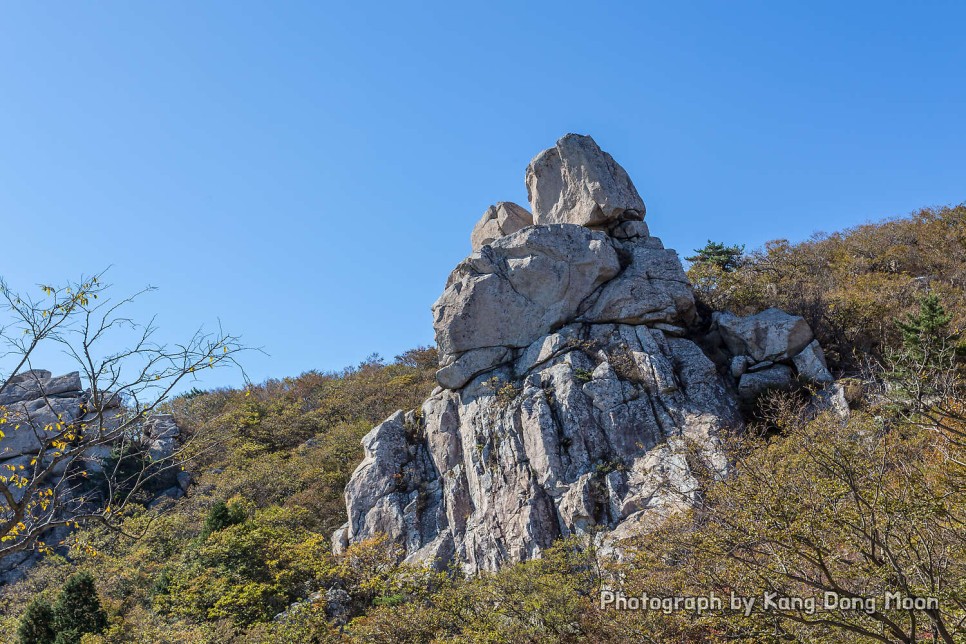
[334, 134, 842, 574]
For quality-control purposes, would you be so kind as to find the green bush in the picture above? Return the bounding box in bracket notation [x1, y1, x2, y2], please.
[16, 596, 56, 644]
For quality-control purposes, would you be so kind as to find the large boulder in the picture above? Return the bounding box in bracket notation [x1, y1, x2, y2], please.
[470, 202, 533, 250]
[0, 372, 86, 460]
[715, 308, 813, 363]
[526, 134, 646, 228]
[433, 224, 620, 359]
[0, 371, 83, 406]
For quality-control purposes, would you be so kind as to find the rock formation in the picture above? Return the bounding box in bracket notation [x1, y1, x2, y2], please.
[335, 134, 842, 574]
[0, 371, 186, 584]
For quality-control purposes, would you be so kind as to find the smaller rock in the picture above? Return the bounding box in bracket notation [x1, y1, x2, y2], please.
[176, 470, 192, 492]
[748, 360, 775, 373]
[470, 202, 533, 250]
[325, 587, 352, 626]
[730, 355, 750, 379]
[148, 437, 177, 463]
[332, 523, 350, 556]
[738, 364, 794, 402]
[810, 383, 849, 418]
[145, 414, 180, 439]
[610, 220, 650, 240]
[651, 323, 686, 336]
[792, 340, 834, 383]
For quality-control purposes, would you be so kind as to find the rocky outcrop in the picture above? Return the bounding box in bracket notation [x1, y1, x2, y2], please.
[336, 133, 841, 574]
[0, 372, 187, 584]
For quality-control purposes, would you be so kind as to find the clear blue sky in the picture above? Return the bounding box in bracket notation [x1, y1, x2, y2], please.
[1, 2, 964, 390]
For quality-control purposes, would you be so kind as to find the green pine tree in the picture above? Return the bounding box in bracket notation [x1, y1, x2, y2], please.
[685, 240, 745, 272]
[51, 571, 107, 644]
[17, 596, 56, 644]
[896, 291, 954, 363]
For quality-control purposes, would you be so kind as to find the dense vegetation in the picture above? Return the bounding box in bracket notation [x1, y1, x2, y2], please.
[2, 205, 965, 643]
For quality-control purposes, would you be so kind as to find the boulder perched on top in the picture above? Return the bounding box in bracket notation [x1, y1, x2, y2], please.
[526, 134, 646, 228]
[470, 202, 533, 250]
[715, 308, 813, 363]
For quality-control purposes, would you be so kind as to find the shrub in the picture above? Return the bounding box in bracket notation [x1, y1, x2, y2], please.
[201, 500, 247, 539]
[17, 596, 56, 644]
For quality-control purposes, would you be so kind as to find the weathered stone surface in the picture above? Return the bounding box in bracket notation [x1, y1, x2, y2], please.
[433, 224, 619, 358]
[738, 364, 795, 402]
[435, 346, 511, 390]
[811, 382, 850, 418]
[0, 389, 84, 459]
[610, 220, 650, 240]
[470, 202, 533, 250]
[577, 241, 696, 327]
[793, 339, 834, 383]
[6, 370, 52, 385]
[716, 308, 813, 363]
[748, 360, 775, 372]
[526, 134, 645, 227]
[342, 324, 741, 574]
[0, 371, 83, 406]
[145, 414, 180, 439]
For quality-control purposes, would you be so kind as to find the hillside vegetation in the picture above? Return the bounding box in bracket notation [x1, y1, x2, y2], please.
[2, 206, 965, 643]
[689, 204, 966, 372]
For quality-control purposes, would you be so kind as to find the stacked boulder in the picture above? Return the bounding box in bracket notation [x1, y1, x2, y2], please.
[334, 134, 839, 574]
[712, 309, 834, 401]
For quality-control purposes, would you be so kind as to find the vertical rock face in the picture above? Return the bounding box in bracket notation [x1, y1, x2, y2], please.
[336, 134, 840, 574]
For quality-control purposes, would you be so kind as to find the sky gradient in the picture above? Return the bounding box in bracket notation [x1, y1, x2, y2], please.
[1, 1, 964, 390]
